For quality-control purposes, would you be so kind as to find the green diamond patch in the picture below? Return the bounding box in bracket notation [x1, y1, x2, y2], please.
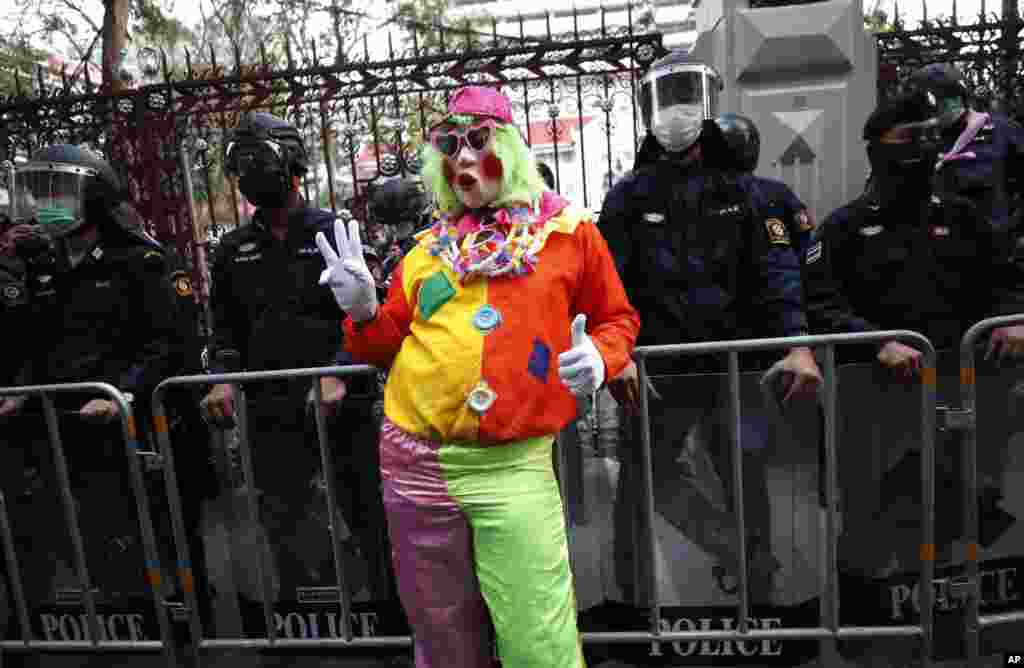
[418, 271, 456, 320]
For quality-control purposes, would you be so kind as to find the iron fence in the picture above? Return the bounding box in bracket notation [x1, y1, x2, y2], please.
[0, 8, 666, 302]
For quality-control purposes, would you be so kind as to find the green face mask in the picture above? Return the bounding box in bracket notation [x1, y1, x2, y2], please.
[941, 96, 965, 118]
[36, 206, 78, 235]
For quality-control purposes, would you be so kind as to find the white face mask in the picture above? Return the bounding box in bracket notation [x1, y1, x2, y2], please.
[651, 104, 704, 154]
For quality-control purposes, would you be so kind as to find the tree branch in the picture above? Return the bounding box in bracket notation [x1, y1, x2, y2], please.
[55, 0, 102, 34]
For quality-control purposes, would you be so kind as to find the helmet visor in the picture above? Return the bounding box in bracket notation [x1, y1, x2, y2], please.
[640, 70, 709, 130]
[12, 166, 90, 228]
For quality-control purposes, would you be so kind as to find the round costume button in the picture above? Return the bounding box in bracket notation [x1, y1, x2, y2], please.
[466, 383, 497, 413]
[473, 305, 502, 332]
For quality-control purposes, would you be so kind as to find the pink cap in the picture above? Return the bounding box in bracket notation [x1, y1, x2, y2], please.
[445, 86, 514, 124]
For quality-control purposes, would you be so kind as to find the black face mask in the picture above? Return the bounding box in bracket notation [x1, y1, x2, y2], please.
[239, 168, 291, 210]
[867, 141, 938, 201]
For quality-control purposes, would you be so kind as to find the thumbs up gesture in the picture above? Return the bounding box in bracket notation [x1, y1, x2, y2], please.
[558, 314, 606, 397]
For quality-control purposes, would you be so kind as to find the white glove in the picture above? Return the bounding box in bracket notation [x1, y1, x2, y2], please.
[558, 314, 606, 397]
[315, 217, 379, 322]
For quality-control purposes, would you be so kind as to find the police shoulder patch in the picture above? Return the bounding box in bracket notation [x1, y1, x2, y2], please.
[765, 218, 790, 245]
[171, 271, 193, 298]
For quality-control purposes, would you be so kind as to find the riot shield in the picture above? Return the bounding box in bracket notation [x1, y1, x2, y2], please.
[183, 378, 410, 657]
[834, 350, 1024, 665]
[571, 369, 823, 667]
[0, 406, 173, 665]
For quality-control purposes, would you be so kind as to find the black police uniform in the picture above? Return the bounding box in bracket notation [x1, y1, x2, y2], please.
[207, 203, 389, 613]
[600, 159, 808, 605]
[5, 224, 200, 612]
[805, 190, 1024, 570]
[805, 192, 1024, 353]
[0, 252, 30, 386]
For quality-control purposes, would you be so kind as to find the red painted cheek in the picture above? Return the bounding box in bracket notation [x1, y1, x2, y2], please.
[442, 161, 455, 186]
[482, 154, 503, 181]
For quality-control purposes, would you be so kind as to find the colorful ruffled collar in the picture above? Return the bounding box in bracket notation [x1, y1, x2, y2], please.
[418, 191, 570, 282]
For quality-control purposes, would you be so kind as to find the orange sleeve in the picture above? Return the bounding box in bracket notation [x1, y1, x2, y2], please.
[571, 220, 640, 381]
[342, 262, 414, 367]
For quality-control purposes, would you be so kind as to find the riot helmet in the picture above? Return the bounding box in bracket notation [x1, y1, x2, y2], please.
[225, 112, 309, 209]
[713, 113, 760, 173]
[368, 177, 429, 241]
[639, 50, 721, 154]
[11, 144, 125, 238]
[904, 64, 970, 125]
[863, 91, 944, 201]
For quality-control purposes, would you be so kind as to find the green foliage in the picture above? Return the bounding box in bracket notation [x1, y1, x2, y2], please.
[0, 36, 49, 96]
[132, 0, 195, 49]
[864, 9, 895, 32]
[394, 0, 484, 53]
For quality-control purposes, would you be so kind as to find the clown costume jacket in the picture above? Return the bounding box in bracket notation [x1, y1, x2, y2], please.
[343, 189, 639, 444]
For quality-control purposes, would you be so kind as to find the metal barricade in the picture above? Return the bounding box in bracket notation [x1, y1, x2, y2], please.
[0, 382, 176, 666]
[150, 365, 411, 662]
[959, 313, 1024, 664]
[603, 330, 939, 663]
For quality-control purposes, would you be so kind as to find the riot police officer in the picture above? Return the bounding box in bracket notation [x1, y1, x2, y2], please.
[804, 91, 1024, 585]
[0, 143, 208, 618]
[600, 51, 821, 605]
[903, 63, 1024, 262]
[707, 112, 818, 249]
[199, 112, 389, 619]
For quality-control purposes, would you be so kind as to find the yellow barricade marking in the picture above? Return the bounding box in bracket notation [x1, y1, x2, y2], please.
[920, 543, 936, 562]
[920, 367, 937, 388]
[960, 366, 976, 386]
[153, 413, 169, 434]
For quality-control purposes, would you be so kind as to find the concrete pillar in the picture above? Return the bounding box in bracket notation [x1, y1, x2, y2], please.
[690, 0, 877, 221]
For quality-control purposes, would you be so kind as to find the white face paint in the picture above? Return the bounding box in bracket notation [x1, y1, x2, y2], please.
[434, 120, 504, 209]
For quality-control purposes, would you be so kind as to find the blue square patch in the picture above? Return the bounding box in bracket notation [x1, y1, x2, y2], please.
[528, 339, 551, 382]
[418, 271, 456, 321]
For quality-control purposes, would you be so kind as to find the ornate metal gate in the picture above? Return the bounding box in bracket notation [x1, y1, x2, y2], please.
[0, 8, 665, 301]
[875, 11, 1024, 112]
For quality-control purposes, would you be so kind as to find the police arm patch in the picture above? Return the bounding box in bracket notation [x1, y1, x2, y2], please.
[172, 271, 193, 297]
[765, 218, 790, 245]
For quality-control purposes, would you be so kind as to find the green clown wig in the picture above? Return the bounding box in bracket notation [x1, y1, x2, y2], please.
[421, 115, 548, 214]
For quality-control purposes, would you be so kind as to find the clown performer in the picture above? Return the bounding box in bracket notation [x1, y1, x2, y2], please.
[316, 86, 640, 667]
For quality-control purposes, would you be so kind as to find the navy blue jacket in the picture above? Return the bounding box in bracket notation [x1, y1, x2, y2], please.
[745, 176, 815, 251]
[599, 161, 807, 372]
[934, 112, 1024, 258]
[804, 193, 1024, 354]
